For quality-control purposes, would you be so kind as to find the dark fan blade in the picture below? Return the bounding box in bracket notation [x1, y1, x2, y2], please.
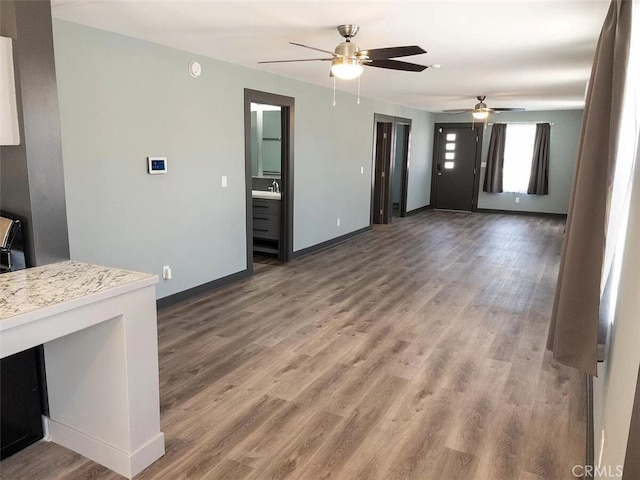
[365, 59, 427, 72]
[359, 45, 426, 60]
[491, 107, 526, 112]
[289, 42, 336, 56]
[442, 109, 473, 114]
[258, 58, 333, 64]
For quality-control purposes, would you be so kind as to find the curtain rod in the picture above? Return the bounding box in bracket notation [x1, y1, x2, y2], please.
[488, 121, 555, 125]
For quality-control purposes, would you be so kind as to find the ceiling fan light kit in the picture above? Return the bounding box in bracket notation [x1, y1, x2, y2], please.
[472, 110, 489, 120]
[330, 57, 363, 80]
[330, 34, 364, 80]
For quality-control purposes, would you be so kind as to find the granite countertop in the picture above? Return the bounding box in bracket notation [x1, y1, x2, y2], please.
[0, 261, 156, 321]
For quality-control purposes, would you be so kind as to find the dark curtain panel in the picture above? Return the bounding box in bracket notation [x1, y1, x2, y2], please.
[547, 0, 632, 375]
[483, 123, 506, 193]
[527, 123, 551, 195]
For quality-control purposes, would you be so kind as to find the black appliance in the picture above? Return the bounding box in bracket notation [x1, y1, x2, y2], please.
[0, 213, 44, 460]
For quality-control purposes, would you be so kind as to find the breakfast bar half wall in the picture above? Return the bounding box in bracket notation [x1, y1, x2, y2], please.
[0, 261, 165, 478]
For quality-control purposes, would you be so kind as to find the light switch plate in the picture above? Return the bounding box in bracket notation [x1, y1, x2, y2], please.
[221, 176, 227, 187]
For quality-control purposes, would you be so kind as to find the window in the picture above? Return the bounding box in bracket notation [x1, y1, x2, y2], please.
[601, 5, 640, 325]
[502, 124, 537, 193]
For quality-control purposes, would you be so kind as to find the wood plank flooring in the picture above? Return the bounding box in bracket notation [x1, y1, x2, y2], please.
[0, 211, 587, 480]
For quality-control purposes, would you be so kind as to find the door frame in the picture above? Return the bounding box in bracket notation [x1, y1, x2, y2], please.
[244, 89, 295, 269]
[370, 114, 412, 224]
[430, 123, 483, 211]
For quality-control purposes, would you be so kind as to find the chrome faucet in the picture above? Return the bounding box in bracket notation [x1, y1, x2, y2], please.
[271, 180, 280, 193]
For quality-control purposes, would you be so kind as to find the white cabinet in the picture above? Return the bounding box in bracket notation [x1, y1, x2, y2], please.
[0, 36, 20, 146]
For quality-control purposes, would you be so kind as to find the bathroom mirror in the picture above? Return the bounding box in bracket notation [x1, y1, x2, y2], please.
[250, 103, 281, 178]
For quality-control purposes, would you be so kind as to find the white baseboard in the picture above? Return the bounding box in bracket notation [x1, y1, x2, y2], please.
[41, 415, 51, 441]
[48, 419, 165, 478]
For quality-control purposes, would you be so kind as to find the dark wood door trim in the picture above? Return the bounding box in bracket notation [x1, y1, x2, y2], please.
[430, 123, 483, 211]
[244, 89, 295, 268]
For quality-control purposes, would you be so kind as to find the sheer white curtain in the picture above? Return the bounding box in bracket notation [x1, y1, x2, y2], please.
[601, 6, 640, 326]
[502, 124, 536, 193]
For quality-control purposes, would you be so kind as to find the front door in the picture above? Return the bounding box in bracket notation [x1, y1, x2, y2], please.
[433, 125, 482, 211]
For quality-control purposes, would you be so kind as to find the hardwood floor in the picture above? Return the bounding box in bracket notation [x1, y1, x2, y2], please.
[0, 211, 586, 480]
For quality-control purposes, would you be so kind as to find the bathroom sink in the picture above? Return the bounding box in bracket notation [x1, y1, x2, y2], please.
[252, 190, 281, 200]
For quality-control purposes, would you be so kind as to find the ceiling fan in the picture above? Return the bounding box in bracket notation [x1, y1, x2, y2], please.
[258, 25, 428, 80]
[443, 96, 525, 120]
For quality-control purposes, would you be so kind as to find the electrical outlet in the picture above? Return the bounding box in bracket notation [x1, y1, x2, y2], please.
[515, 196, 520, 204]
[221, 176, 228, 188]
[162, 265, 172, 281]
[337, 218, 341, 227]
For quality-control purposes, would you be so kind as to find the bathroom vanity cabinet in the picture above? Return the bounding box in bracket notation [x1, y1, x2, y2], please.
[252, 198, 280, 255]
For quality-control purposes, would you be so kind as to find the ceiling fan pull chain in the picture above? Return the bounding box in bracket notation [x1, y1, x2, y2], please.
[333, 76, 336, 106]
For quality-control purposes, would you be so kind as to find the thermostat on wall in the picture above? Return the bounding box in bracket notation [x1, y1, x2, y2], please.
[147, 157, 167, 174]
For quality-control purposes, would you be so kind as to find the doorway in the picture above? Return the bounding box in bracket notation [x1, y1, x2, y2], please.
[392, 121, 411, 218]
[431, 123, 483, 211]
[371, 114, 412, 224]
[244, 89, 294, 271]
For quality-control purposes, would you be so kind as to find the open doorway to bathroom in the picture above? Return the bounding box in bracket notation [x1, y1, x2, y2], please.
[244, 89, 294, 272]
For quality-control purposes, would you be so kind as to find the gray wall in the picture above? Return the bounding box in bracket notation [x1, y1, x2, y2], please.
[52, 20, 434, 299]
[0, 0, 69, 266]
[434, 110, 583, 214]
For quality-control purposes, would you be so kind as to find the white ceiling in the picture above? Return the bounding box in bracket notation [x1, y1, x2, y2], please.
[50, 0, 610, 112]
